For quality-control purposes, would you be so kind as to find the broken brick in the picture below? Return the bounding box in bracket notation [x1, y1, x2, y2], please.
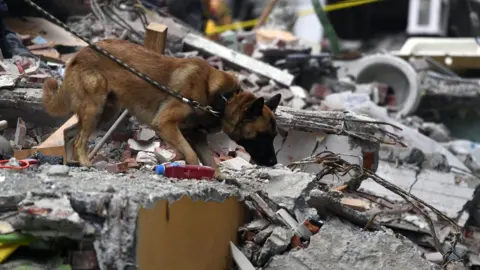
[121, 150, 132, 161]
[124, 158, 140, 169]
[69, 250, 99, 270]
[91, 152, 108, 164]
[303, 220, 320, 234]
[310, 83, 331, 99]
[20, 206, 52, 215]
[105, 162, 129, 174]
[94, 161, 108, 171]
[243, 230, 256, 242]
[111, 132, 132, 142]
[290, 235, 304, 248]
[154, 147, 176, 163]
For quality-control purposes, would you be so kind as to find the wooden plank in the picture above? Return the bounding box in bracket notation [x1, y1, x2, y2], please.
[39, 115, 78, 148]
[144, 23, 168, 54]
[14, 146, 66, 160]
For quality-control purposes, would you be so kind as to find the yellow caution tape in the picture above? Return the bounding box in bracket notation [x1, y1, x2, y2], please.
[206, 0, 383, 36]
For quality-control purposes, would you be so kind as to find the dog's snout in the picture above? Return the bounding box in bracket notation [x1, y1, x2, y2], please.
[266, 157, 277, 166]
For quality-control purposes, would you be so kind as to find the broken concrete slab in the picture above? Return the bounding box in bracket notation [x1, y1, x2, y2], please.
[0, 167, 246, 270]
[0, 134, 13, 159]
[359, 162, 475, 225]
[265, 171, 315, 212]
[0, 88, 66, 127]
[11, 195, 90, 239]
[264, 217, 437, 270]
[257, 226, 294, 266]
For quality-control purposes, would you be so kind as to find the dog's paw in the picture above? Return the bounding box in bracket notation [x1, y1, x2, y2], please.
[214, 170, 227, 180]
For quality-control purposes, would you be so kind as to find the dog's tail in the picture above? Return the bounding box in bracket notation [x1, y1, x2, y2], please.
[42, 78, 71, 117]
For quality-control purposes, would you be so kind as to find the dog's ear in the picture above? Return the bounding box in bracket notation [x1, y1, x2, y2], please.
[245, 97, 265, 119]
[266, 94, 281, 112]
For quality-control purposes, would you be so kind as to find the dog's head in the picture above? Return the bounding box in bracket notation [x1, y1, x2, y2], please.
[225, 93, 282, 167]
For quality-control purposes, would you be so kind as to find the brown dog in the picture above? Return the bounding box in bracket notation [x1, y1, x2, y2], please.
[42, 39, 282, 180]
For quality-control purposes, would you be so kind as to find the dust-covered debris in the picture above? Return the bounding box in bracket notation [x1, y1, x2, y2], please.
[0, 1, 478, 269]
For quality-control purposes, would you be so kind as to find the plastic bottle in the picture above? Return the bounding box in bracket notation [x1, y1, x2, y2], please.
[155, 162, 215, 180]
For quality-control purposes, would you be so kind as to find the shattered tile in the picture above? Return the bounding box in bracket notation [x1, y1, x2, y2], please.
[134, 127, 156, 142]
[127, 139, 160, 152]
[136, 151, 157, 165]
[46, 165, 70, 176]
[220, 157, 253, 171]
[105, 162, 129, 174]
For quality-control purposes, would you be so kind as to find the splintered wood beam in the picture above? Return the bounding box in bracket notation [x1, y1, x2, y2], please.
[144, 23, 168, 54]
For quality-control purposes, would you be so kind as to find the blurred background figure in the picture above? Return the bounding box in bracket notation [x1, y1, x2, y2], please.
[166, 0, 210, 31]
[0, 0, 33, 59]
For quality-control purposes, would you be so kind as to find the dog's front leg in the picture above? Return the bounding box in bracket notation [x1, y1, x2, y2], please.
[186, 132, 241, 187]
[185, 131, 225, 180]
[152, 101, 200, 165]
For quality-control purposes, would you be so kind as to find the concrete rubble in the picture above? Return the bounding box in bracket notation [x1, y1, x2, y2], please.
[0, 1, 479, 269]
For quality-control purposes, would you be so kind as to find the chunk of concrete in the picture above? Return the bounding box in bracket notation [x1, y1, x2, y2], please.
[221, 157, 254, 171]
[265, 172, 315, 212]
[12, 195, 88, 239]
[0, 134, 13, 159]
[264, 217, 436, 270]
[246, 219, 270, 231]
[257, 226, 294, 266]
[254, 224, 275, 245]
[46, 165, 70, 176]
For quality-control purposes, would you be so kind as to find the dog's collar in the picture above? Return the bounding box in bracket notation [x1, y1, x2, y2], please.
[212, 88, 242, 117]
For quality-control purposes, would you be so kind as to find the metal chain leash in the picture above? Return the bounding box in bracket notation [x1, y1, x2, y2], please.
[22, 0, 220, 117]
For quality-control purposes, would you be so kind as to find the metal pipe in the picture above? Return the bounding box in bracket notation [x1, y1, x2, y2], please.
[88, 109, 129, 160]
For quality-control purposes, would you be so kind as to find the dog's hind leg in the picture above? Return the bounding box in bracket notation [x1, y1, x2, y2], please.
[152, 100, 200, 166]
[72, 70, 109, 167]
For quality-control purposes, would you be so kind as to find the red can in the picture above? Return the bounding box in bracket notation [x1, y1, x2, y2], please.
[155, 162, 215, 180]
